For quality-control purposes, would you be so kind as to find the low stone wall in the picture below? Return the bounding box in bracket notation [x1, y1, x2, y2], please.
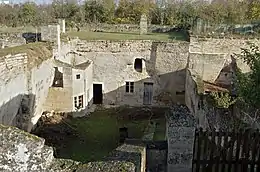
[106, 143, 146, 172]
[80, 23, 174, 33]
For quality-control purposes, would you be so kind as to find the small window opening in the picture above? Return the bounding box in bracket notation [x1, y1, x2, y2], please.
[74, 97, 78, 108]
[134, 58, 142, 72]
[76, 74, 81, 79]
[176, 91, 185, 95]
[74, 95, 84, 109]
[126, 82, 134, 93]
[52, 67, 63, 87]
[78, 95, 83, 108]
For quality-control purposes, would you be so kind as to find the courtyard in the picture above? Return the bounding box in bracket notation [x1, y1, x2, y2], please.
[33, 107, 167, 163]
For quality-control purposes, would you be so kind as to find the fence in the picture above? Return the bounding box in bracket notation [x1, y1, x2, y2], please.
[193, 128, 260, 172]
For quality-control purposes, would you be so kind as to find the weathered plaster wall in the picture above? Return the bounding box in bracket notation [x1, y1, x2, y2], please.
[189, 36, 252, 74]
[43, 65, 73, 112]
[28, 59, 55, 131]
[0, 52, 54, 131]
[84, 62, 93, 106]
[0, 54, 28, 126]
[74, 40, 189, 106]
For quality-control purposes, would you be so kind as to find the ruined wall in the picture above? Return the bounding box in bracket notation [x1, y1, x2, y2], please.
[0, 52, 54, 131]
[189, 36, 252, 74]
[0, 33, 26, 49]
[73, 40, 189, 106]
[43, 66, 73, 112]
[80, 23, 174, 33]
[0, 54, 28, 126]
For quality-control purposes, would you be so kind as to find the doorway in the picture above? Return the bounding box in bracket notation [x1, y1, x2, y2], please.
[143, 82, 153, 105]
[93, 84, 103, 104]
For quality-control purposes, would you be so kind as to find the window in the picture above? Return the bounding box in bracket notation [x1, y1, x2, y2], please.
[74, 95, 84, 109]
[134, 58, 142, 72]
[126, 82, 134, 93]
[78, 95, 83, 108]
[176, 91, 185, 95]
[76, 74, 80, 79]
[74, 97, 78, 108]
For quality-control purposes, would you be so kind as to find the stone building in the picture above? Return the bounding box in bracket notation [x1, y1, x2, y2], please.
[44, 52, 93, 114]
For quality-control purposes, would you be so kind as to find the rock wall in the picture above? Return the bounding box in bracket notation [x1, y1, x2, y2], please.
[166, 105, 195, 172]
[189, 36, 253, 75]
[0, 51, 54, 131]
[0, 124, 146, 172]
[0, 33, 26, 48]
[0, 53, 28, 126]
[73, 40, 189, 106]
[80, 23, 175, 33]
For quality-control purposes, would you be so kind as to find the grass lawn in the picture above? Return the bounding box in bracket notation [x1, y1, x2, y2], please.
[64, 31, 188, 41]
[153, 118, 166, 141]
[0, 42, 51, 57]
[58, 110, 150, 163]
[45, 108, 167, 163]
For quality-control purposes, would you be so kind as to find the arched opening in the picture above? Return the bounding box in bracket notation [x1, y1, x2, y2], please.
[134, 58, 143, 72]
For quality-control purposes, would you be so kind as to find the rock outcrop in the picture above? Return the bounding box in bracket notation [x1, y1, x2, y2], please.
[0, 124, 144, 172]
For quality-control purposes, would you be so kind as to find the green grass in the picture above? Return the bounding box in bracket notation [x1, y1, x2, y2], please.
[59, 110, 150, 163]
[65, 31, 188, 41]
[153, 118, 166, 141]
[0, 26, 38, 34]
[0, 42, 50, 57]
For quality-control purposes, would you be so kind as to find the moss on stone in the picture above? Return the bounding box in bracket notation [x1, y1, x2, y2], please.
[0, 124, 41, 141]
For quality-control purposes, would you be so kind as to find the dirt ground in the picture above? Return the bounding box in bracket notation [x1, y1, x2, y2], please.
[32, 107, 169, 163]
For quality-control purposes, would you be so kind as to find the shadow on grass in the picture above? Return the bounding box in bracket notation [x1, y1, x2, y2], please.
[167, 30, 190, 41]
[32, 107, 168, 163]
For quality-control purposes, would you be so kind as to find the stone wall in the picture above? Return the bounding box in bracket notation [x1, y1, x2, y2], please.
[189, 36, 254, 74]
[43, 65, 73, 112]
[166, 105, 195, 172]
[0, 33, 26, 48]
[0, 124, 147, 172]
[0, 50, 54, 131]
[73, 40, 189, 106]
[0, 53, 28, 126]
[81, 23, 174, 33]
[41, 25, 60, 43]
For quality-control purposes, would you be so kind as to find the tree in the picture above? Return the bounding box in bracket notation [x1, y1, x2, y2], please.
[84, 0, 108, 23]
[236, 43, 260, 108]
[234, 43, 260, 127]
[247, 0, 260, 21]
[19, 2, 37, 25]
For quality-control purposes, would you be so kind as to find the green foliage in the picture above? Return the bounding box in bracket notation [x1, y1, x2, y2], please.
[208, 92, 236, 109]
[235, 43, 260, 108]
[0, 0, 257, 27]
[19, 2, 36, 25]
